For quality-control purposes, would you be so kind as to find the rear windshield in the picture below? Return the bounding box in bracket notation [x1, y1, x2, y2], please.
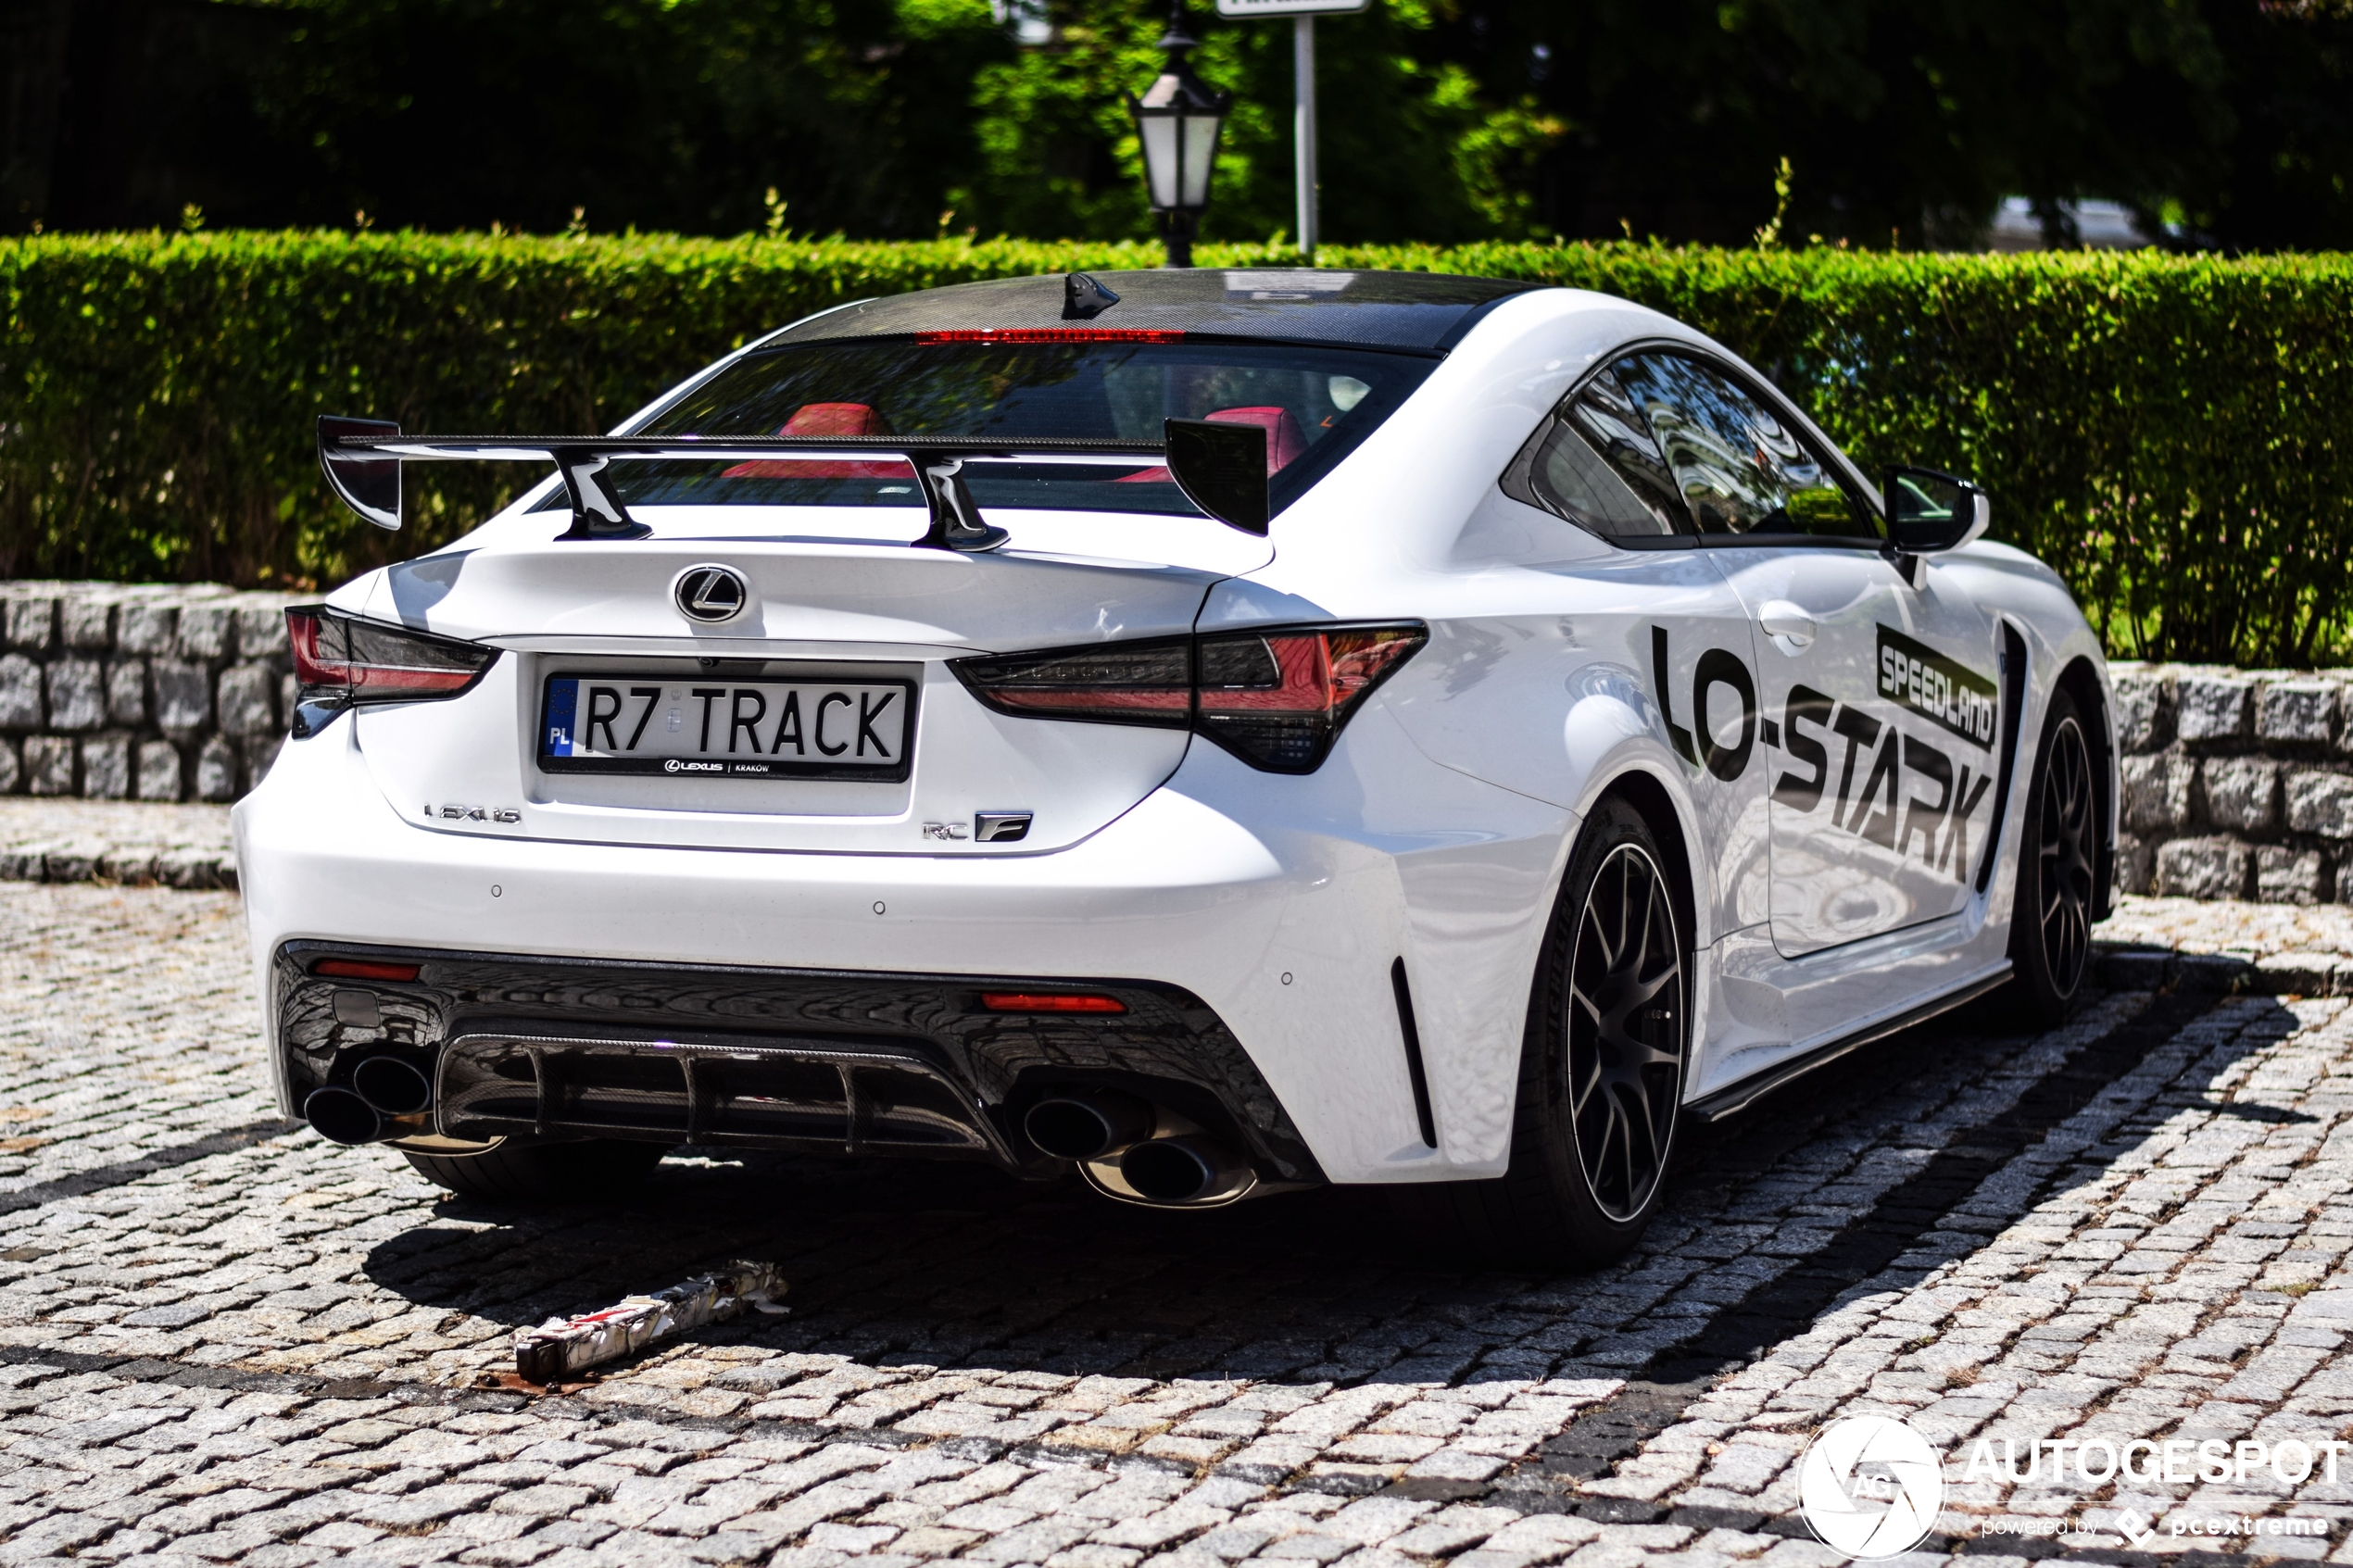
[532, 337, 1436, 519]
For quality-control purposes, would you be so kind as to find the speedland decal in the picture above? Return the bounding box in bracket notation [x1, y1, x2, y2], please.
[1878, 625, 1996, 748]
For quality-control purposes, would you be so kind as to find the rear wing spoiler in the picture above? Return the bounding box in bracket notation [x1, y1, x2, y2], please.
[317, 416, 1271, 551]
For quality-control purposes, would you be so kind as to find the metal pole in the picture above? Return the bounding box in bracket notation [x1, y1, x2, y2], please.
[1294, 14, 1317, 263]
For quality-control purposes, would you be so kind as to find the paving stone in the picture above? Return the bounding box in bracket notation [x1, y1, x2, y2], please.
[195, 735, 238, 803]
[0, 656, 42, 730]
[44, 658, 104, 732]
[2287, 770, 2353, 838]
[23, 735, 73, 796]
[2176, 674, 2257, 743]
[2123, 752, 2194, 833]
[2155, 835, 2251, 900]
[136, 742, 185, 804]
[2257, 847, 2333, 908]
[5, 596, 56, 653]
[2109, 667, 2171, 753]
[2203, 756, 2280, 834]
[0, 874, 2348, 1564]
[153, 661, 212, 736]
[2260, 682, 2338, 746]
[215, 664, 279, 739]
[59, 596, 116, 651]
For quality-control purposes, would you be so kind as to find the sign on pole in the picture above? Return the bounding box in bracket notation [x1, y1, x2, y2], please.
[1214, 0, 1365, 14]
[1215, 0, 1366, 262]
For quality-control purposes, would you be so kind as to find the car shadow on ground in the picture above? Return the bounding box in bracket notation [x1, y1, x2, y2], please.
[357, 981, 2282, 1388]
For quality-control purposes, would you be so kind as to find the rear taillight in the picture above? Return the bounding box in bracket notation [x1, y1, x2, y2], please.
[952, 624, 1424, 774]
[287, 607, 498, 734]
[1196, 627, 1425, 772]
[951, 640, 1192, 726]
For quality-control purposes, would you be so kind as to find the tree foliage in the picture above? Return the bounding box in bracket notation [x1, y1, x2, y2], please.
[4, 0, 2352, 248]
[8, 231, 2353, 666]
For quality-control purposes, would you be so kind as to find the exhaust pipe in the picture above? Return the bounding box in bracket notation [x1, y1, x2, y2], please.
[1118, 1134, 1252, 1205]
[307, 1054, 435, 1145]
[304, 1085, 385, 1146]
[353, 1055, 433, 1116]
[1024, 1088, 1155, 1161]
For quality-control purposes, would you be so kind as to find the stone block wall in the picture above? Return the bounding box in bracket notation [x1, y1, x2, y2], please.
[2113, 661, 2353, 903]
[0, 582, 304, 802]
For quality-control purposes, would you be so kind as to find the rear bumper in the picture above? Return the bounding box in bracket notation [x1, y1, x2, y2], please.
[234, 704, 1572, 1182]
[271, 940, 1319, 1182]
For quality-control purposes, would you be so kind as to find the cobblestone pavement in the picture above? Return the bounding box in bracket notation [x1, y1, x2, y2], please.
[0, 799, 234, 888]
[0, 880, 2348, 1566]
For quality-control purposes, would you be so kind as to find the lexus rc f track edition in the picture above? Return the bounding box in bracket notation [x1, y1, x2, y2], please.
[237, 268, 2114, 1264]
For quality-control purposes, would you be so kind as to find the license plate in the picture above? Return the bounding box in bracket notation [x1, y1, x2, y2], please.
[540, 673, 916, 781]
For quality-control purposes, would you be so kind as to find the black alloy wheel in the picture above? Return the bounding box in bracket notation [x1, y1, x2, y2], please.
[2035, 717, 2095, 990]
[2010, 687, 2097, 1023]
[1566, 841, 1686, 1222]
[1390, 797, 1689, 1268]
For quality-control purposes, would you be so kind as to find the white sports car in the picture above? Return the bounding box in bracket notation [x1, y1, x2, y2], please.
[236, 268, 2112, 1264]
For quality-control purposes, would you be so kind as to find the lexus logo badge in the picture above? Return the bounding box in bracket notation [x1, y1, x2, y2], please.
[673, 564, 750, 624]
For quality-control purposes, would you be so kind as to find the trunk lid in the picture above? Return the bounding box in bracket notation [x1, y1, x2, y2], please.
[349, 520, 1236, 856]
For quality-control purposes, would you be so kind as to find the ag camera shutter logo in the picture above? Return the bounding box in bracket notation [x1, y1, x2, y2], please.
[1799, 1414, 1944, 1559]
[673, 564, 751, 624]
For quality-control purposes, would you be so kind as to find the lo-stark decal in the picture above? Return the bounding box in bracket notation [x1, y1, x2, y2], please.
[1647, 623, 1998, 887]
[1878, 625, 1996, 749]
[1775, 682, 1994, 884]
[1650, 626, 1755, 784]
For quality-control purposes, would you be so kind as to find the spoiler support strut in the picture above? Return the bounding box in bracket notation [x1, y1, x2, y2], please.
[317, 419, 1271, 548]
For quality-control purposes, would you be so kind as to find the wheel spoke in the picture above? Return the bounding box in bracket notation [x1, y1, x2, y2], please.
[1615, 1092, 1640, 1207]
[2034, 717, 2095, 997]
[1564, 841, 1685, 1223]
[1568, 1039, 1603, 1116]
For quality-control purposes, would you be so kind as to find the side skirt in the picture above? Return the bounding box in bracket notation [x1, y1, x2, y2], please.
[1682, 964, 2012, 1125]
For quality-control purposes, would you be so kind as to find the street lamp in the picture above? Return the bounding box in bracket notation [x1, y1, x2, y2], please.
[1126, 1, 1230, 268]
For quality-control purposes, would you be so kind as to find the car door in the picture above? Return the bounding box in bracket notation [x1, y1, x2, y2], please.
[1494, 364, 1780, 1071]
[1603, 352, 2000, 960]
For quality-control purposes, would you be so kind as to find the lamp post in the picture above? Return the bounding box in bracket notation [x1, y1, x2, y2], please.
[1126, 1, 1230, 268]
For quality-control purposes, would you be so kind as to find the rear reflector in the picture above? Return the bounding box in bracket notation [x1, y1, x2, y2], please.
[980, 992, 1127, 1014]
[914, 329, 1185, 345]
[313, 959, 422, 983]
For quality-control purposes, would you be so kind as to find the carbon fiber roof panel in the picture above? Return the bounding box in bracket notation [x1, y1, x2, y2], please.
[767, 270, 1542, 353]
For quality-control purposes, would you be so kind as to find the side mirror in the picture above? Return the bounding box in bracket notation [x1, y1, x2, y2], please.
[1881, 466, 1989, 556]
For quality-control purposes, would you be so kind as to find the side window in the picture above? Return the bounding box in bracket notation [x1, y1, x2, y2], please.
[1612, 353, 1876, 541]
[1503, 367, 1692, 539]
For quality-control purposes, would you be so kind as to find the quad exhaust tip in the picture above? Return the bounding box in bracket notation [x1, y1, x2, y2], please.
[304, 1085, 384, 1146]
[1024, 1089, 1156, 1162]
[1026, 1089, 1257, 1207]
[353, 1055, 433, 1116]
[1118, 1134, 1252, 1205]
[305, 1054, 436, 1145]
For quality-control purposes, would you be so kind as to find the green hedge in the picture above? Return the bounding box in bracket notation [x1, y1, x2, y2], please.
[6, 232, 2352, 665]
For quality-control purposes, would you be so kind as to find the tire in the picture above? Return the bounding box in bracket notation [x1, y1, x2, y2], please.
[1395, 797, 1690, 1269]
[402, 1137, 670, 1202]
[2007, 686, 2097, 1026]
